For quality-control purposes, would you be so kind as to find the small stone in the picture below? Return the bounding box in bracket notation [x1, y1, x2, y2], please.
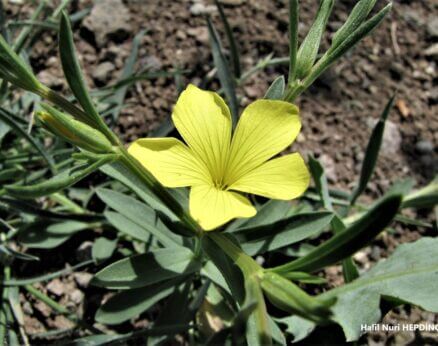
[73, 272, 93, 288]
[83, 0, 132, 47]
[367, 119, 401, 155]
[187, 27, 209, 44]
[424, 43, 438, 58]
[190, 3, 216, 15]
[36, 70, 63, 89]
[46, 279, 65, 297]
[416, 140, 434, 154]
[318, 154, 337, 183]
[143, 55, 163, 72]
[427, 17, 438, 38]
[69, 289, 84, 305]
[92, 61, 115, 85]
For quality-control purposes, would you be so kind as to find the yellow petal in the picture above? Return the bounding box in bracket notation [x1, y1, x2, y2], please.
[224, 100, 300, 185]
[128, 138, 210, 187]
[228, 153, 310, 200]
[172, 84, 232, 184]
[189, 185, 256, 230]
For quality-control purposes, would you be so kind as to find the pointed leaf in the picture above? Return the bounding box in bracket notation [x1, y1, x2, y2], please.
[91, 247, 200, 289]
[264, 76, 285, 100]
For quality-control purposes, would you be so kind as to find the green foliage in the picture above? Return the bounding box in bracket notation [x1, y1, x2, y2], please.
[0, 1, 435, 345]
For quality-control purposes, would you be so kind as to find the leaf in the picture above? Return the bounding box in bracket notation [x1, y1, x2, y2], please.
[215, 0, 241, 78]
[0, 107, 56, 173]
[104, 211, 150, 242]
[92, 237, 117, 262]
[351, 96, 395, 204]
[321, 3, 392, 76]
[322, 237, 438, 341]
[17, 220, 93, 249]
[235, 211, 334, 256]
[95, 278, 182, 325]
[96, 188, 182, 247]
[103, 29, 146, 122]
[276, 315, 315, 343]
[295, 0, 334, 79]
[264, 76, 285, 100]
[308, 155, 332, 210]
[207, 17, 239, 125]
[271, 194, 402, 273]
[100, 162, 173, 216]
[91, 247, 200, 289]
[331, 0, 378, 48]
[58, 12, 101, 127]
[6, 156, 114, 199]
[201, 234, 245, 303]
[402, 176, 438, 209]
[234, 199, 293, 231]
[288, 0, 299, 82]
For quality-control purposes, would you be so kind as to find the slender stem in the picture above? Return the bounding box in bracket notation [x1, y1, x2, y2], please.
[208, 232, 261, 279]
[24, 285, 102, 334]
[288, 0, 299, 84]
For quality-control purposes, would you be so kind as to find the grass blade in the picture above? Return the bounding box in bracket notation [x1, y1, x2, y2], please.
[207, 17, 239, 125]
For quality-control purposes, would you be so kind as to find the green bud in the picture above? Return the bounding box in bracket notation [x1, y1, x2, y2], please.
[0, 35, 42, 93]
[36, 104, 112, 154]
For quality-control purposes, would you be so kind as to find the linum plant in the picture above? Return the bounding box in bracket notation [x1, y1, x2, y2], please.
[0, 1, 437, 345]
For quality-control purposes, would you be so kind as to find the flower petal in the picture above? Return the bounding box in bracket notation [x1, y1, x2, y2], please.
[224, 100, 300, 185]
[128, 138, 210, 187]
[228, 153, 310, 200]
[172, 84, 232, 183]
[189, 185, 256, 230]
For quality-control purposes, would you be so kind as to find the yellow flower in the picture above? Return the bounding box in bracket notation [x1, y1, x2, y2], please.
[128, 85, 310, 231]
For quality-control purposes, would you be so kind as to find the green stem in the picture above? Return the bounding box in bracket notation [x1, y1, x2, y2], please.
[24, 285, 101, 334]
[207, 232, 261, 279]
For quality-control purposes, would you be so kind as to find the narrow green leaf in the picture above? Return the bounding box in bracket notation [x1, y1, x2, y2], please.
[271, 194, 402, 273]
[104, 211, 150, 242]
[207, 17, 239, 125]
[308, 155, 332, 209]
[95, 278, 182, 325]
[264, 76, 285, 100]
[103, 29, 146, 122]
[295, 0, 334, 79]
[91, 247, 200, 289]
[351, 96, 395, 204]
[17, 220, 94, 249]
[5, 156, 115, 199]
[402, 176, 438, 209]
[92, 237, 117, 262]
[320, 3, 392, 76]
[0, 107, 56, 173]
[215, 0, 241, 78]
[96, 188, 182, 247]
[235, 211, 334, 256]
[58, 12, 100, 127]
[288, 0, 299, 82]
[331, 0, 378, 48]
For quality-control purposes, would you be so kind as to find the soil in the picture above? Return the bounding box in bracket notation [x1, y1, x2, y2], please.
[2, 0, 437, 344]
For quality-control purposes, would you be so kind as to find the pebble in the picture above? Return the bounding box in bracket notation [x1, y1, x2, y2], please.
[367, 118, 402, 155]
[415, 140, 434, 154]
[83, 0, 132, 47]
[73, 272, 93, 288]
[46, 279, 65, 297]
[92, 61, 115, 85]
[187, 27, 209, 44]
[424, 43, 438, 58]
[318, 154, 338, 183]
[426, 17, 438, 38]
[190, 3, 216, 16]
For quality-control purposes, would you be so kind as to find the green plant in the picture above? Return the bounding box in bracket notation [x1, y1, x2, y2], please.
[0, 1, 436, 345]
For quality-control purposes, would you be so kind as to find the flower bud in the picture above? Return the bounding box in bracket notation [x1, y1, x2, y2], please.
[36, 104, 112, 154]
